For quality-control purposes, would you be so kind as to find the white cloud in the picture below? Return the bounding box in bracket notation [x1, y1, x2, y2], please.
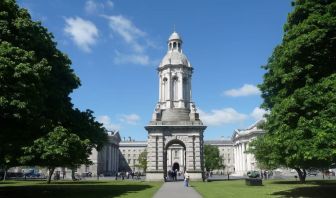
[85, 0, 99, 14]
[85, 0, 114, 14]
[106, 0, 114, 8]
[97, 115, 121, 131]
[223, 84, 260, 97]
[120, 114, 140, 124]
[250, 107, 267, 120]
[199, 108, 248, 126]
[64, 17, 98, 52]
[114, 51, 150, 65]
[104, 15, 146, 53]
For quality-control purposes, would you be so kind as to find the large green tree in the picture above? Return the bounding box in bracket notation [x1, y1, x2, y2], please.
[204, 145, 224, 172]
[250, 0, 336, 183]
[21, 126, 92, 184]
[0, 0, 107, 179]
[0, 0, 79, 169]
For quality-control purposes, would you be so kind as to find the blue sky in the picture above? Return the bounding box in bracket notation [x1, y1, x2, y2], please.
[17, 0, 293, 141]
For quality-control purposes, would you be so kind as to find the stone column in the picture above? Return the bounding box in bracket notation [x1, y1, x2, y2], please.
[110, 145, 113, 172]
[159, 76, 162, 102]
[243, 143, 246, 174]
[239, 143, 242, 174]
[194, 136, 201, 171]
[111, 146, 114, 172]
[235, 145, 238, 173]
[147, 136, 158, 172]
[178, 73, 183, 100]
[186, 136, 194, 171]
[246, 143, 250, 171]
[157, 135, 164, 171]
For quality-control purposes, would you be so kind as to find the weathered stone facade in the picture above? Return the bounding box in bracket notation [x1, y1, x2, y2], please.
[145, 32, 206, 181]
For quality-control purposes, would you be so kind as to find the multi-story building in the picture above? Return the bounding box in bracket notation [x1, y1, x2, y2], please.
[119, 140, 147, 173]
[117, 120, 265, 177]
[204, 140, 235, 174]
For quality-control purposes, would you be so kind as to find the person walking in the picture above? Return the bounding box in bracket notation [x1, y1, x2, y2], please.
[184, 171, 190, 187]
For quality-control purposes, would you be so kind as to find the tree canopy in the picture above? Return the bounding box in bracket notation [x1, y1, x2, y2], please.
[251, 0, 336, 183]
[21, 126, 92, 183]
[204, 145, 224, 172]
[136, 150, 147, 173]
[0, 0, 107, 180]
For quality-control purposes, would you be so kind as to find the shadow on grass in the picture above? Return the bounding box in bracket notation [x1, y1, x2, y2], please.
[0, 183, 154, 198]
[271, 180, 336, 185]
[272, 185, 336, 198]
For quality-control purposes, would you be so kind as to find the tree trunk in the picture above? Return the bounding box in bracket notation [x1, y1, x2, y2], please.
[295, 168, 306, 183]
[3, 167, 7, 181]
[71, 168, 76, 181]
[47, 167, 55, 184]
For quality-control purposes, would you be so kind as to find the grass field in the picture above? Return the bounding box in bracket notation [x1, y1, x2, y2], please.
[192, 179, 336, 198]
[0, 180, 162, 198]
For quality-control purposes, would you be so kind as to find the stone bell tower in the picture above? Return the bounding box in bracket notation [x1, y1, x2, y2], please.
[145, 31, 206, 181]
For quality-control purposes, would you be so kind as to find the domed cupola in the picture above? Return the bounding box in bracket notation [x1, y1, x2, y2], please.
[151, 31, 200, 123]
[159, 31, 191, 67]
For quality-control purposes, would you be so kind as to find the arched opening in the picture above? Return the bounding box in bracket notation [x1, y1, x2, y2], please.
[163, 77, 168, 101]
[164, 139, 186, 181]
[172, 162, 180, 171]
[183, 77, 188, 101]
[172, 76, 178, 101]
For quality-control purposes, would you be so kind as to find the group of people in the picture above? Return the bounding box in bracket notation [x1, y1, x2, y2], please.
[115, 171, 141, 180]
[167, 169, 179, 181]
[166, 169, 190, 187]
[260, 170, 273, 179]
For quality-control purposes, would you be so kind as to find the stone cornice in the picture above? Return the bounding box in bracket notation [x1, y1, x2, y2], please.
[157, 64, 193, 72]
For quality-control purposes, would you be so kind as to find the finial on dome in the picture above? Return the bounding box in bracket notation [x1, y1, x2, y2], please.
[168, 31, 182, 42]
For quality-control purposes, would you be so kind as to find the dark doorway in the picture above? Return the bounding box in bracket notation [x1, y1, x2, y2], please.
[172, 162, 180, 171]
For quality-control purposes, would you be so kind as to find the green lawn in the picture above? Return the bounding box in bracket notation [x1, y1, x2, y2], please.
[0, 180, 162, 198]
[192, 179, 336, 198]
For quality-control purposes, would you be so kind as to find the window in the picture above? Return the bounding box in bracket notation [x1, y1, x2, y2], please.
[128, 159, 131, 164]
[163, 77, 168, 100]
[173, 42, 177, 49]
[173, 77, 178, 101]
[183, 78, 188, 100]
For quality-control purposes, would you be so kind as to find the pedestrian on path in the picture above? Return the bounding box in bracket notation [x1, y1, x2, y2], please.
[184, 171, 190, 187]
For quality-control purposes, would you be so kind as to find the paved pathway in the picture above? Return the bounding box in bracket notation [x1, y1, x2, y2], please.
[153, 181, 202, 198]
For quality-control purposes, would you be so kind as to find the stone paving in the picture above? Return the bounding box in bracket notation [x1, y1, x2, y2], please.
[153, 181, 202, 198]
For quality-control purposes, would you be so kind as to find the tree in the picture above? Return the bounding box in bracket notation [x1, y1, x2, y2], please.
[251, 0, 336, 183]
[204, 145, 224, 172]
[0, 0, 108, 179]
[0, 0, 80, 171]
[21, 126, 92, 184]
[136, 150, 147, 173]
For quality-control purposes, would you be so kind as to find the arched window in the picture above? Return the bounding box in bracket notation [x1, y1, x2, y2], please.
[178, 43, 181, 49]
[183, 78, 188, 100]
[172, 76, 178, 100]
[169, 43, 172, 50]
[163, 77, 168, 100]
[173, 42, 177, 49]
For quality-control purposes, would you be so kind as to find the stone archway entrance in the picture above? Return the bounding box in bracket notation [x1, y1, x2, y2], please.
[145, 126, 206, 181]
[164, 139, 186, 180]
[172, 162, 180, 171]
